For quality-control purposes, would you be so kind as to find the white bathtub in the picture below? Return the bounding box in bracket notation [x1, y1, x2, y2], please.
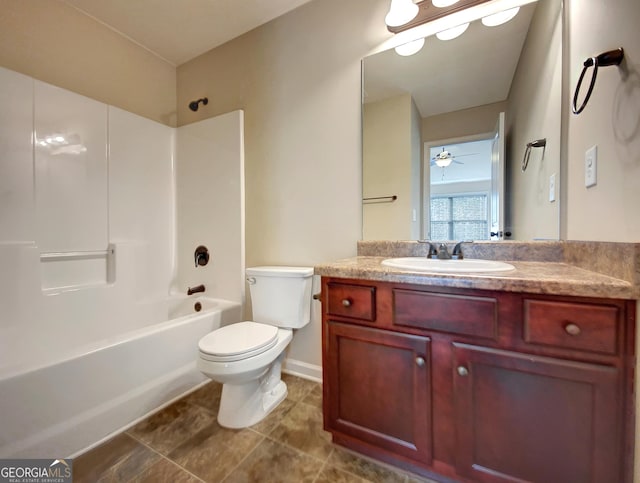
[0, 296, 241, 458]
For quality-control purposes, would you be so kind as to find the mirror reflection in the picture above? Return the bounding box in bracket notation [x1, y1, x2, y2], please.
[362, 0, 562, 241]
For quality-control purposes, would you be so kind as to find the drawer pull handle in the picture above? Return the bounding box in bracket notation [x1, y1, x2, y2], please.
[341, 298, 352, 307]
[457, 366, 469, 377]
[415, 356, 425, 367]
[565, 323, 581, 336]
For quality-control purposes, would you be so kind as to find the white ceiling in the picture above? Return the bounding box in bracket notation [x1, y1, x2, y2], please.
[364, 3, 537, 118]
[62, 0, 314, 65]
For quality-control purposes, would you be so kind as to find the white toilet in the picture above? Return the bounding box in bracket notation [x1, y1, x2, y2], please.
[197, 266, 313, 428]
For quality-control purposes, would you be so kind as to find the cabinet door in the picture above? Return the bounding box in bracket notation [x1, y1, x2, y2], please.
[453, 343, 621, 483]
[325, 322, 432, 465]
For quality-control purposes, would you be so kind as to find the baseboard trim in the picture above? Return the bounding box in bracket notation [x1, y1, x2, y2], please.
[283, 358, 322, 383]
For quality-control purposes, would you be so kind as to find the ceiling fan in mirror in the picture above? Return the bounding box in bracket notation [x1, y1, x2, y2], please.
[430, 147, 477, 167]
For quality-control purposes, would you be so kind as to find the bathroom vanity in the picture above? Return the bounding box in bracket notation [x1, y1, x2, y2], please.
[316, 241, 638, 483]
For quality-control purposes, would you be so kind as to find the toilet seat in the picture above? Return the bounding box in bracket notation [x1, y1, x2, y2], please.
[198, 321, 279, 362]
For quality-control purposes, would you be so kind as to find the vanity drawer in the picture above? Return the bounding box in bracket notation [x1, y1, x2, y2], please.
[392, 289, 498, 339]
[523, 299, 619, 355]
[327, 282, 376, 321]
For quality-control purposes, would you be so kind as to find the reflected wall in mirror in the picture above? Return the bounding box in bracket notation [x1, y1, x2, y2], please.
[362, 0, 562, 241]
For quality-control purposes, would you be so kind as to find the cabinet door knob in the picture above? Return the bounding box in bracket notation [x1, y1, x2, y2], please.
[341, 298, 352, 307]
[457, 366, 469, 376]
[565, 323, 581, 336]
[415, 356, 425, 367]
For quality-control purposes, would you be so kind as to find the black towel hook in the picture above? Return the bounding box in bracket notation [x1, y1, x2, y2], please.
[572, 48, 624, 115]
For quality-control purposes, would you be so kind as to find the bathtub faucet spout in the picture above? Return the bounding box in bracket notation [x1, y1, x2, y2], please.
[187, 284, 206, 296]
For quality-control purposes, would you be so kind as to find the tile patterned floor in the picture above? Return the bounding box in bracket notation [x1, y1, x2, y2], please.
[74, 374, 438, 483]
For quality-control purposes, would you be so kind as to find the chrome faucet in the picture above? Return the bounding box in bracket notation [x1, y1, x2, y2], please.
[437, 243, 451, 260]
[452, 240, 473, 260]
[187, 284, 205, 296]
[418, 240, 439, 259]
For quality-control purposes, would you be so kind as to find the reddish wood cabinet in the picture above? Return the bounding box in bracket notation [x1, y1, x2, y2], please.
[321, 277, 635, 483]
[453, 343, 621, 482]
[325, 322, 432, 464]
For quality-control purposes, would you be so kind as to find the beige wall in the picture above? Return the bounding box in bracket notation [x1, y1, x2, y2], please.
[176, 0, 640, 370]
[564, 2, 640, 479]
[3, 0, 639, 445]
[363, 94, 415, 240]
[411, 98, 422, 239]
[0, 0, 176, 126]
[565, 0, 640, 242]
[177, 0, 392, 368]
[422, 101, 509, 143]
[507, 0, 562, 240]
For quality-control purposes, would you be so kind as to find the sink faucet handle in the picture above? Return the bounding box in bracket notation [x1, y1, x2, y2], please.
[452, 240, 473, 260]
[418, 240, 439, 259]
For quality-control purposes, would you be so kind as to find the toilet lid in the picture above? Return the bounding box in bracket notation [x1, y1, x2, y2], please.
[198, 321, 279, 359]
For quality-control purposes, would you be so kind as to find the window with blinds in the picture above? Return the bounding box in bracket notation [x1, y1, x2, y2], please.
[430, 194, 489, 240]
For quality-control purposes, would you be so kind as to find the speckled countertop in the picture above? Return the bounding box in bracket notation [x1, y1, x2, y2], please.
[314, 241, 640, 299]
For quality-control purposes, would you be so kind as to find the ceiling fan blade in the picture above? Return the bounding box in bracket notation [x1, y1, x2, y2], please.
[450, 152, 480, 157]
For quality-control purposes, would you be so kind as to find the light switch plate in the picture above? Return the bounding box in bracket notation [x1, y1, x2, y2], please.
[549, 173, 556, 202]
[585, 145, 597, 188]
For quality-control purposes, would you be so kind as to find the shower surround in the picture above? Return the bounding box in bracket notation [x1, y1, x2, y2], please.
[0, 66, 245, 458]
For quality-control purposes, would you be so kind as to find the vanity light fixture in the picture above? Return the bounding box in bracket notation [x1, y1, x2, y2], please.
[385, 0, 420, 27]
[432, 0, 460, 7]
[385, 0, 536, 44]
[481, 6, 520, 26]
[395, 37, 426, 56]
[435, 22, 469, 40]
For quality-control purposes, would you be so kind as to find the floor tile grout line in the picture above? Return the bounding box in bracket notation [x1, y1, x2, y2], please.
[326, 445, 414, 483]
[310, 453, 330, 483]
[219, 433, 268, 483]
[123, 431, 207, 483]
[261, 431, 333, 467]
[126, 394, 321, 481]
[324, 448, 374, 483]
[88, 377, 328, 482]
[284, 377, 320, 402]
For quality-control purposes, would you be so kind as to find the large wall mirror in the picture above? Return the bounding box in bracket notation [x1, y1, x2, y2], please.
[362, 0, 562, 241]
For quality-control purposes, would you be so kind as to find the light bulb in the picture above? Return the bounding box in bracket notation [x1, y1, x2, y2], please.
[432, 0, 460, 7]
[395, 37, 425, 56]
[436, 22, 469, 40]
[385, 0, 419, 27]
[482, 7, 520, 27]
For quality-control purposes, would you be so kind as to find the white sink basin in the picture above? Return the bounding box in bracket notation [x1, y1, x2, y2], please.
[381, 257, 516, 273]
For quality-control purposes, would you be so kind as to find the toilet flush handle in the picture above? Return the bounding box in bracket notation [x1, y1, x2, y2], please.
[246, 277, 256, 285]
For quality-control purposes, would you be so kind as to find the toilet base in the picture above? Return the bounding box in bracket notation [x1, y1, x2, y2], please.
[217, 353, 288, 428]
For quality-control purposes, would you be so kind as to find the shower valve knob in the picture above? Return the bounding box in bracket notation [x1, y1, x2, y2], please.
[194, 245, 209, 267]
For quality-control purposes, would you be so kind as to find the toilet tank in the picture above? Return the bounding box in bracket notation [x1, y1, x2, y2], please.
[246, 266, 314, 329]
